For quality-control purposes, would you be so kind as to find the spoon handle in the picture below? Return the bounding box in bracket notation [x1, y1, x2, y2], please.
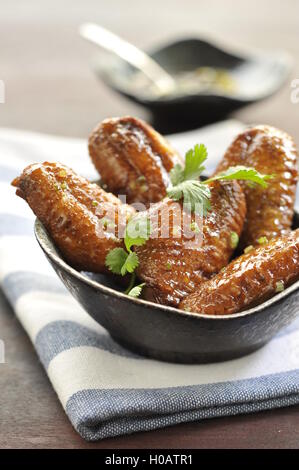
[79, 23, 175, 94]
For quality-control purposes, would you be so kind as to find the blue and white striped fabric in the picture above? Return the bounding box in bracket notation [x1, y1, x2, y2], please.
[1, 121, 299, 442]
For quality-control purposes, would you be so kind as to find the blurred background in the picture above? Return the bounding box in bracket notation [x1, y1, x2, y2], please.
[0, 0, 298, 137]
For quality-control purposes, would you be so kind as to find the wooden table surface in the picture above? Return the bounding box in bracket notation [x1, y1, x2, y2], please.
[0, 0, 299, 449]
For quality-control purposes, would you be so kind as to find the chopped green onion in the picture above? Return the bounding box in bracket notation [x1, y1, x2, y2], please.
[137, 175, 146, 183]
[183, 306, 191, 312]
[275, 281, 285, 293]
[102, 218, 114, 229]
[258, 236, 268, 245]
[244, 245, 254, 254]
[190, 221, 200, 233]
[230, 231, 239, 249]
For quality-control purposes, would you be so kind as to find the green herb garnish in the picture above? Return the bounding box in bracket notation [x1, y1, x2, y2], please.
[105, 214, 151, 297]
[137, 175, 146, 183]
[167, 180, 211, 215]
[127, 282, 145, 298]
[124, 215, 151, 252]
[230, 231, 239, 249]
[168, 144, 210, 215]
[190, 221, 200, 233]
[167, 144, 273, 214]
[170, 144, 208, 185]
[101, 218, 114, 229]
[275, 281, 284, 293]
[244, 245, 254, 254]
[205, 165, 273, 188]
[105, 247, 128, 275]
[258, 236, 268, 245]
[120, 252, 139, 276]
[183, 306, 191, 312]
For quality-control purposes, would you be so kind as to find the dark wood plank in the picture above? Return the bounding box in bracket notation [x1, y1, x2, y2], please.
[1, 0, 299, 449]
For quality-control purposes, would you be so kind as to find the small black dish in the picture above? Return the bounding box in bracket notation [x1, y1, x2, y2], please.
[93, 37, 292, 129]
[35, 213, 299, 364]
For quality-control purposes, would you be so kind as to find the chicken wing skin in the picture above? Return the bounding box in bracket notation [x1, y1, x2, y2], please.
[12, 162, 135, 272]
[136, 180, 246, 306]
[215, 125, 298, 247]
[180, 229, 299, 316]
[88, 116, 183, 205]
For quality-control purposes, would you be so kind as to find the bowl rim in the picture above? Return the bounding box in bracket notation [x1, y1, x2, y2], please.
[34, 218, 299, 322]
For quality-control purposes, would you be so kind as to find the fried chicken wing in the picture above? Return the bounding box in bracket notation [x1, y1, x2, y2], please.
[215, 125, 298, 247]
[136, 180, 246, 306]
[180, 229, 299, 315]
[12, 162, 135, 272]
[88, 116, 183, 205]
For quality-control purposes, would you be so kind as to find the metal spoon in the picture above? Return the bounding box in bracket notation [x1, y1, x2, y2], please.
[79, 23, 176, 95]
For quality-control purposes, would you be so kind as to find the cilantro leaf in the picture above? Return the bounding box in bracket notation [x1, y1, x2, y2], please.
[168, 156, 273, 213]
[127, 282, 145, 298]
[105, 214, 150, 281]
[121, 251, 139, 276]
[169, 163, 184, 186]
[205, 166, 274, 188]
[105, 247, 128, 275]
[167, 180, 211, 214]
[169, 144, 208, 186]
[184, 144, 208, 181]
[167, 144, 209, 213]
[125, 215, 151, 252]
[105, 248, 139, 276]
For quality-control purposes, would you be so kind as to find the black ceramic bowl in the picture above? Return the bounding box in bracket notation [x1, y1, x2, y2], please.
[93, 37, 292, 126]
[34, 212, 299, 364]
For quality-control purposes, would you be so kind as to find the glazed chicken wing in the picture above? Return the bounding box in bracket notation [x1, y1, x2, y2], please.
[180, 229, 299, 315]
[136, 180, 246, 306]
[12, 162, 135, 272]
[88, 116, 183, 205]
[215, 125, 298, 247]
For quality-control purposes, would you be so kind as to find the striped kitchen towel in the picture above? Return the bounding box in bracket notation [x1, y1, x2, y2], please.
[1, 121, 299, 442]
